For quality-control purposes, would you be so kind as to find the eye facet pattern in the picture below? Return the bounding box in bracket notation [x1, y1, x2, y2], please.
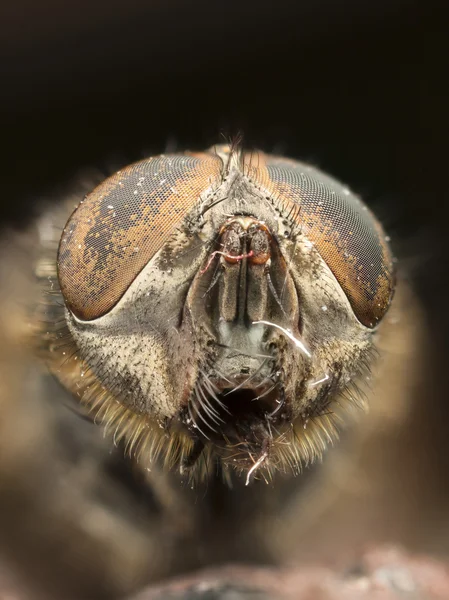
[57, 152, 222, 320]
[248, 156, 395, 328]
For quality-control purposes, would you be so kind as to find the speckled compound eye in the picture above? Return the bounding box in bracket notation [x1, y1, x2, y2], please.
[250, 155, 395, 328]
[58, 153, 222, 320]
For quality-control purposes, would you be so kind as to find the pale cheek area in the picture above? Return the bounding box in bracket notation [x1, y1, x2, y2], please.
[69, 323, 176, 419]
[269, 280, 443, 563]
[280, 237, 373, 414]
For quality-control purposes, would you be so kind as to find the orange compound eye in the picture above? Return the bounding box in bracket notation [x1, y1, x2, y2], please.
[249, 155, 395, 328]
[57, 153, 222, 320]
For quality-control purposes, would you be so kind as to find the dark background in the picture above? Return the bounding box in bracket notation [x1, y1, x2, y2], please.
[1, 0, 448, 410]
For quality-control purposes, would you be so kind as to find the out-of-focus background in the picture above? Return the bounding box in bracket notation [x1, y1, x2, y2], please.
[1, 0, 449, 598]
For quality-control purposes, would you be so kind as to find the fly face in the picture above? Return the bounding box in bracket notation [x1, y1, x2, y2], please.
[50, 145, 395, 481]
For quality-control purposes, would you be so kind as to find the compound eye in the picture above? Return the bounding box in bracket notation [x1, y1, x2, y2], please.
[58, 153, 222, 320]
[256, 156, 395, 328]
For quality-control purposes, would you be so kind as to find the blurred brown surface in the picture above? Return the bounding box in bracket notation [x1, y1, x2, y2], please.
[128, 548, 449, 600]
